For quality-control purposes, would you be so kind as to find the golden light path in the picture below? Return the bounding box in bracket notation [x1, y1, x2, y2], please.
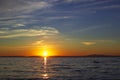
[42, 51, 49, 79]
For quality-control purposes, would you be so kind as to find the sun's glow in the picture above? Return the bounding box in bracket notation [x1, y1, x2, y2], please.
[43, 51, 48, 57]
[35, 46, 56, 57]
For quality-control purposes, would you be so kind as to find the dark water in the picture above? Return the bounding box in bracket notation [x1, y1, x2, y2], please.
[0, 57, 120, 80]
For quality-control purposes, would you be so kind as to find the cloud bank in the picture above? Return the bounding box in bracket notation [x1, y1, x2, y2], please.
[0, 27, 59, 38]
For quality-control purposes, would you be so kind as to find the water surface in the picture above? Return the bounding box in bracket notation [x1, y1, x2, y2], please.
[0, 57, 120, 80]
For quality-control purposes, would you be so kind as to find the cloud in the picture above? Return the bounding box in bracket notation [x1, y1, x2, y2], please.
[63, 0, 120, 14]
[0, 0, 51, 15]
[0, 15, 32, 26]
[97, 40, 115, 43]
[79, 0, 112, 7]
[0, 28, 9, 34]
[13, 24, 25, 27]
[70, 26, 103, 34]
[0, 15, 31, 21]
[32, 40, 44, 46]
[81, 40, 115, 46]
[47, 16, 72, 20]
[0, 26, 60, 38]
[0, 0, 119, 17]
[94, 5, 120, 10]
[82, 41, 96, 46]
[78, 1, 120, 12]
[65, 0, 95, 3]
[79, 26, 101, 32]
[0, 0, 119, 27]
[18, 1, 51, 13]
[0, 31, 6, 34]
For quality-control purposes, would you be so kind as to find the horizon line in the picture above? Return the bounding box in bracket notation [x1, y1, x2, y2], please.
[0, 55, 120, 57]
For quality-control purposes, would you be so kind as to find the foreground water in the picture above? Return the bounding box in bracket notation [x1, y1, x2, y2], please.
[0, 57, 120, 80]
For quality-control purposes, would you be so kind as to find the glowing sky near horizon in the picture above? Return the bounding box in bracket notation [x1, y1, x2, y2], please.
[0, 0, 120, 56]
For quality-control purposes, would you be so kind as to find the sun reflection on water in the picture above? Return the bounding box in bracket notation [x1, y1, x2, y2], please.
[42, 57, 49, 79]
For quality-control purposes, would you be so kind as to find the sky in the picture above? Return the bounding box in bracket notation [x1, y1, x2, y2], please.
[0, 0, 120, 56]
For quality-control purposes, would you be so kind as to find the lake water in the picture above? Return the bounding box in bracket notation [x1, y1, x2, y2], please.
[0, 57, 120, 80]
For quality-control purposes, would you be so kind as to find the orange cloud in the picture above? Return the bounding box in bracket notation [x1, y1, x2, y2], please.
[82, 41, 96, 46]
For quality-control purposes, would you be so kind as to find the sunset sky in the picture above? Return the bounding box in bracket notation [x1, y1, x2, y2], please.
[0, 0, 120, 56]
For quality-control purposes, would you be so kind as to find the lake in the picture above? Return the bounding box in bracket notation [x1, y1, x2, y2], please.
[0, 57, 120, 80]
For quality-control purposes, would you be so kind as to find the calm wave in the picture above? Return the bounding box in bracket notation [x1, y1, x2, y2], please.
[0, 57, 120, 80]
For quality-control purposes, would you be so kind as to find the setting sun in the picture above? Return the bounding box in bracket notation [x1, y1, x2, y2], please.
[43, 51, 48, 57]
[35, 46, 57, 57]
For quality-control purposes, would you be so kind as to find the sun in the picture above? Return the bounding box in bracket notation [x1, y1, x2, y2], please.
[42, 51, 49, 57]
[43, 51, 48, 57]
[36, 47, 55, 57]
